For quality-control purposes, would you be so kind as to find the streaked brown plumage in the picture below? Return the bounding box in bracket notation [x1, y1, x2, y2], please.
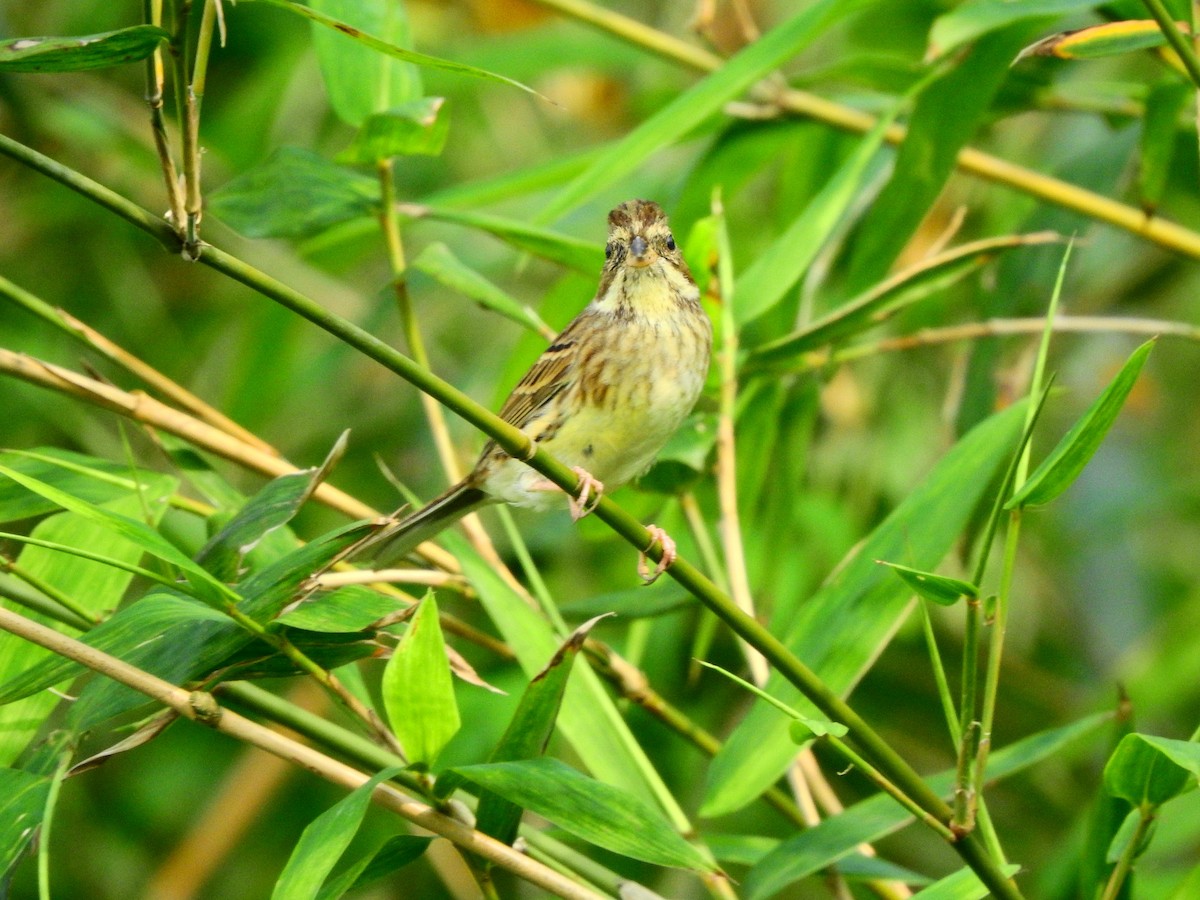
[367, 199, 712, 578]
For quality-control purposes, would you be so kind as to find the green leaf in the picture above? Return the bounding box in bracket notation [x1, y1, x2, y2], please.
[537, 0, 854, 223]
[703, 403, 1027, 818]
[929, 0, 1099, 58]
[1104, 733, 1199, 807]
[309, 0, 421, 127]
[1008, 339, 1154, 509]
[0, 448, 170, 524]
[381, 594, 459, 766]
[210, 147, 379, 239]
[0, 26, 169, 73]
[744, 712, 1109, 899]
[451, 758, 715, 872]
[1016, 19, 1183, 61]
[411, 242, 549, 335]
[878, 561, 978, 606]
[845, 23, 1047, 294]
[401, 204, 603, 274]
[916, 863, 1022, 900]
[697, 660, 847, 740]
[0, 463, 232, 607]
[196, 470, 317, 582]
[275, 585, 404, 632]
[253, 0, 542, 98]
[448, 534, 682, 818]
[315, 834, 431, 900]
[271, 766, 404, 900]
[0, 767, 49, 880]
[1105, 808, 1152, 864]
[744, 232, 1061, 370]
[733, 102, 900, 327]
[473, 616, 606, 846]
[337, 98, 449, 163]
[705, 405, 1027, 820]
[0, 592, 228, 707]
[1138, 80, 1190, 214]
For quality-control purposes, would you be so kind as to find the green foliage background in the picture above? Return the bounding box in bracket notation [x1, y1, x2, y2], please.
[1, 1, 1199, 898]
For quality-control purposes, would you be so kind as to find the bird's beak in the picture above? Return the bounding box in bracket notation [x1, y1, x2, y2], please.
[629, 234, 653, 267]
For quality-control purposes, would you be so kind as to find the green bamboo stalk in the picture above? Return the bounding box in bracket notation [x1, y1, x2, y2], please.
[1142, 0, 1200, 90]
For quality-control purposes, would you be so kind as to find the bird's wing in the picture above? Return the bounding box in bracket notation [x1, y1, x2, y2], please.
[495, 330, 581, 431]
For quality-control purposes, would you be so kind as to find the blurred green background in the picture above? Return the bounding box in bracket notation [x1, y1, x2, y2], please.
[1, 0, 1199, 897]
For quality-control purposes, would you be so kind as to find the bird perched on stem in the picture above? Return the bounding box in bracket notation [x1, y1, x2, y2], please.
[366, 199, 712, 581]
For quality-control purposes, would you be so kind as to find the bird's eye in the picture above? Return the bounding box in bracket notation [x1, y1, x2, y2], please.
[665, 235, 676, 251]
[604, 244, 614, 259]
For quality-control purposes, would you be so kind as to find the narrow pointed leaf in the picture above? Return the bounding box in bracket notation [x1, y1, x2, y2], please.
[0, 26, 169, 73]
[929, 0, 1100, 58]
[275, 585, 404, 632]
[381, 594, 459, 766]
[1104, 733, 1199, 806]
[744, 712, 1109, 898]
[309, 0, 421, 127]
[0, 768, 49, 879]
[271, 766, 404, 900]
[878, 561, 978, 606]
[474, 615, 609, 846]
[538, 0, 853, 223]
[315, 835, 432, 900]
[451, 758, 715, 872]
[734, 103, 899, 326]
[745, 232, 1060, 369]
[400, 204, 603, 273]
[704, 403, 1026, 818]
[917, 863, 1022, 900]
[1008, 339, 1154, 509]
[253, 0, 542, 97]
[412, 242, 549, 335]
[209, 147, 379, 239]
[337, 98, 449, 163]
[1017, 20, 1184, 62]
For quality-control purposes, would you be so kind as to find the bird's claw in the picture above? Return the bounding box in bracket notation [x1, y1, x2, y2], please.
[569, 466, 604, 521]
[638, 525, 676, 584]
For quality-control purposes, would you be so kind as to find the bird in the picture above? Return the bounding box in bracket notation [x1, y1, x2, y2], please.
[365, 199, 712, 581]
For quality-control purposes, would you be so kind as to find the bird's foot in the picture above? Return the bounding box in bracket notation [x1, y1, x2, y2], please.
[527, 466, 605, 521]
[638, 525, 676, 584]
[568, 466, 604, 520]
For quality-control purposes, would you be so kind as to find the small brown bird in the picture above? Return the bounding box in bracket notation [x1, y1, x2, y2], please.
[368, 199, 712, 580]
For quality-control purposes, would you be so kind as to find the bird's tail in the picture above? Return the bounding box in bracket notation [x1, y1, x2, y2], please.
[359, 481, 491, 568]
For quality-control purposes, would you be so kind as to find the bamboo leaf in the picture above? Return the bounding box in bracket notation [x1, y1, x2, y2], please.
[1008, 339, 1154, 509]
[0, 767, 49, 880]
[537, 0, 854, 223]
[412, 242, 549, 335]
[275, 585, 404, 632]
[1138, 80, 1190, 214]
[209, 147, 379, 239]
[381, 594, 459, 766]
[1104, 733, 1199, 807]
[704, 403, 1027, 818]
[336, 98, 449, 163]
[252, 0, 542, 98]
[472, 615, 609, 847]
[744, 712, 1109, 899]
[271, 766, 404, 900]
[1017, 20, 1187, 62]
[744, 232, 1061, 370]
[878, 561, 978, 606]
[399, 204, 603, 273]
[309, 0, 421, 127]
[0, 26, 169, 73]
[917, 863, 1022, 900]
[315, 835, 432, 900]
[450, 758, 715, 872]
[929, 0, 1099, 58]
